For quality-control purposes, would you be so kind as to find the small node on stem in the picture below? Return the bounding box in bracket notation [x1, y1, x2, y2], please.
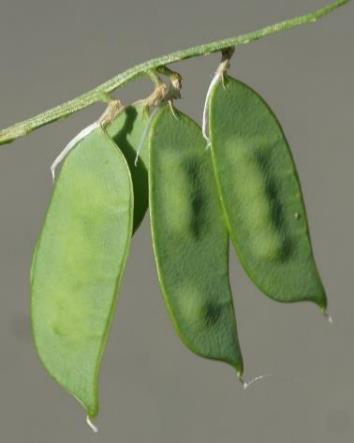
[97, 91, 114, 104]
[138, 75, 181, 114]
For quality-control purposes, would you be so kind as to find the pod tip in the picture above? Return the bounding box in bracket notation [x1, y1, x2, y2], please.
[240, 374, 273, 391]
[323, 309, 334, 325]
[86, 415, 99, 433]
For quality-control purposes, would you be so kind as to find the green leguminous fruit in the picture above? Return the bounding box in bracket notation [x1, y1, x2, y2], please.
[31, 126, 133, 419]
[107, 103, 150, 232]
[209, 75, 326, 308]
[149, 106, 243, 374]
[30, 104, 151, 284]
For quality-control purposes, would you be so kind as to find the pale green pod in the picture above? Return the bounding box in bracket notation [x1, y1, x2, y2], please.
[31, 126, 133, 418]
[209, 75, 326, 308]
[149, 106, 243, 374]
[30, 104, 150, 284]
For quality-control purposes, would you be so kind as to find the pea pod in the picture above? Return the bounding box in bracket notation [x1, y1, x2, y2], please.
[209, 75, 326, 308]
[107, 103, 150, 232]
[149, 106, 243, 374]
[31, 126, 133, 419]
[30, 104, 150, 284]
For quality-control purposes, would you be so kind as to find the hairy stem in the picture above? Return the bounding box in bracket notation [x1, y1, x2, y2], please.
[0, 0, 350, 146]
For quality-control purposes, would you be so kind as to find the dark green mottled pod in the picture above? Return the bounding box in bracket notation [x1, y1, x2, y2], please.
[149, 106, 243, 374]
[209, 75, 326, 308]
[31, 126, 133, 419]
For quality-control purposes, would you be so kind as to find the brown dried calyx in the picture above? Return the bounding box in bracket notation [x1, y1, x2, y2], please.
[98, 99, 124, 126]
[142, 78, 181, 113]
[217, 47, 235, 78]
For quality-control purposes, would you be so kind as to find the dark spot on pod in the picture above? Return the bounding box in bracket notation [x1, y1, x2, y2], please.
[202, 302, 222, 327]
[183, 157, 207, 240]
[254, 148, 293, 260]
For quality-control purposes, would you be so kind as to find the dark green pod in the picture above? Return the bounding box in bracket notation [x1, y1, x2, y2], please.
[149, 106, 243, 374]
[107, 103, 150, 232]
[31, 126, 133, 418]
[209, 75, 326, 308]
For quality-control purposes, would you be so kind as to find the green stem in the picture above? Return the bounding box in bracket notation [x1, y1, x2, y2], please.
[0, 0, 350, 146]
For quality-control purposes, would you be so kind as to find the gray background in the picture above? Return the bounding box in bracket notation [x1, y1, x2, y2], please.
[0, 0, 353, 442]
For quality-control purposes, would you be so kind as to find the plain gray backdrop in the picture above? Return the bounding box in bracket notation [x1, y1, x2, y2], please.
[0, 1, 353, 442]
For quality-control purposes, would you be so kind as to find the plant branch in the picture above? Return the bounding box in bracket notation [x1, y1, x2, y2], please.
[0, 0, 350, 146]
